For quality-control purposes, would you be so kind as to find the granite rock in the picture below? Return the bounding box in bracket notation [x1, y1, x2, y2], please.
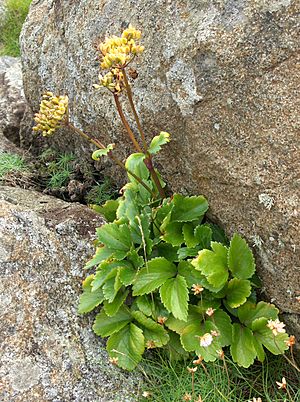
[0, 186, 141, 401]
[20, 0, 299, 330]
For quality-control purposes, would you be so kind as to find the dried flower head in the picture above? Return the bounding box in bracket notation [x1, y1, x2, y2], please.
[97, 25, 144, 71]
[109, 356, 119, 365]
[183, 393, 192, 401]
[276, 377, 287, 390]
[206, 307, 215, 317]
[195, 396, 203, 402]
[285, 335, 296, 347]
[250, 398, 262, 402]
[187, 366, 197, 373]
[217, 349, 224, 359]
[199, 333, 213, 347]
[193, 356, 203, 365]
[142, 391, 151, 398]
[267, 319, 286, 336]
[157, 316, 167, 325]
[192, 284, 204, 295]
[33, 92, 68, 136]
[210, 330, 219, 337]
[146, 340, 156, 349]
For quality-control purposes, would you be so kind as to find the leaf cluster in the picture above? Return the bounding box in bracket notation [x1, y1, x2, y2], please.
[79, 138, 288, 371]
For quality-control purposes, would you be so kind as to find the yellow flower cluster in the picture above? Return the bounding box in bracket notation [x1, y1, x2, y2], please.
[98, 25, 144, 70]
[33, 92, 68, 136]
[95, 25, 144, 93]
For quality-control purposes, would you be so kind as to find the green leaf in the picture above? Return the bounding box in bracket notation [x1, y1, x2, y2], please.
[78, 275, 104, 314]
[136, 295, 153, 316]
[254, 327, 289, 355]
[103, 289, 129, 316]
[93, 306, 132, 337]
[252, 336, 265, 362]
[183, 223, 198, 247]
[148, 131, 170, 155]
[92, 260, 130, 291]
[208, 309, 233, 346]
[102, 268, 122, 302]
[228, 234, 255, 279]
[226, 278, 251, 308]
[194, 225, 212, 250]
[91, 199, 119, 222]
[96, 223, 133, 260]
[118, 265, 136, 286]
[238, 301, 279, 327]
[192, 243, 229, 292]
[230, 324, 257, 368]
[177, 247, 199, 260]
[162, 222, 184, 246]
[132, 311, 169, 347]
[84, 246, 113, 269]
[165, 331, 190, 360]
[165, 306, 201, 335]
[125, 153, 149, 183]
[177, 261, 205, 288]
[160, 275, 189, 321]
[155, 242, 179, 262]
[132, 257, 177, 296]
[171, 194, 208, 222]
[92, 143, 115, 160]
[107, 323, 145, 370]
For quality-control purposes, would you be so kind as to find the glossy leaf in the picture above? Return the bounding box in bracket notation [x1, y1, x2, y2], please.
[78, 275, 104, 314]
[93, 306, 132, 337]
[171, 194, 208, 222]
[238, 301, 279, 327]
[162, 222, 184, 246]
[103, 289, 129, 316]
[136, 295, 153, 316]
[160, 275, 189, 321]
[226, 278, 251, 308]
[96, 223, 133, 260]
[92, 143, 115, 160]
[254, 327, 289, 355]
[228, 234, 255, 279]
[194, 225, 212, 250]
[182, 223, 198, 248]
[125, 153, 149, 182]
[132, 311, 169, 347]
[91, 199, 119, 222]
[231, 324, 257, 368]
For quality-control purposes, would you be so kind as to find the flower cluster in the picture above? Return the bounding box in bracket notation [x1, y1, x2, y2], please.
[95, 25, 144, 93]
[267, 319, 286, 336]
[33, 92, 68, 136]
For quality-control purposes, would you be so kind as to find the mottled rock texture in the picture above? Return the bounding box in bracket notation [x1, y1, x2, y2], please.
[0, 57, 26, 145]
[0, 186, 141, 401]
[20, 0, 299, 331]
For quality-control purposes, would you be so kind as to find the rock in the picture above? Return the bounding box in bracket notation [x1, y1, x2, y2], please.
[0, 186, 141, 402]
[0, 56, 26, 145]
[20, 1, 299, 331]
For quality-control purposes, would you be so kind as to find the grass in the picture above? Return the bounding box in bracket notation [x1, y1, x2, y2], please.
[85, 177, 117, 205]
[140, 351, 300, 401]
[45, 152, 76, 189]
[0, 151, 27, 178]
[0, 0, 32, 56]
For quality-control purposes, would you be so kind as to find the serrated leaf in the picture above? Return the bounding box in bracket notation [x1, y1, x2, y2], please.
[92, 143, 115, 160]
[155, 242, 179, 262]
[165, 306, 201, 335]
[78, 275, 104, 314]
[132, 257, 177, 296]
[228, 234, 255, 279]
[182, 223, 198, 248]
[226, 278, 251, 308]
[177, 247, 199, 260]
[84, 246, 113, 269]
[177, 260, 206, 288]
[162, 222, 184, 246]
[132, 311, 169, 347]
[254, 327, 289, 355]
[136, 295, 153, 316]
[107, 323, 145, 370]
[238, 301, 279, 327]
[103, 289, 129, 316]
[118, 265, 136, 286]
[165, 331, 190, 360]
[160, 275, 189, 321]
[93, 306, 132, 337]
[96, 223, 133, 260]
[194, 225, 212, 250]
[148, 131, 170, 155]
[208, 309, 233, 345]
[230, 324, 257, 368]
[102, 268, 122, 302]
[192, 243, 229, 292]
[92, 260, 130, 291]
[91, 199, 119, 222]
[171, 194, 208, 222]
[252, 336, 265, 362]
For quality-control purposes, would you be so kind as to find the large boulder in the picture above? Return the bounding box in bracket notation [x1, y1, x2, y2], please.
[20, 1, 299, 332]
[0, 186, 141, 401]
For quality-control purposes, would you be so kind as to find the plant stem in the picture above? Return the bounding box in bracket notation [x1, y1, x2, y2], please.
[122, 70, 166, 199]
[113, 94, 143, 153]
[66, 121, 154, 196]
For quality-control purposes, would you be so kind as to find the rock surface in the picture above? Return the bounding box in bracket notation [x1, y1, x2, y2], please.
[0, 56, 26, 145]
[0, 186, 141, 402]
[20, 0, 299, 330]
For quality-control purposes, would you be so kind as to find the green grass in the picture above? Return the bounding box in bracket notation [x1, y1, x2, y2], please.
[85, 177, 117, 205]
[0, 0, 32, 56]
[140, 351, 300, 401]
[46, 152, 76, 189]
[0, 151, 27, 178]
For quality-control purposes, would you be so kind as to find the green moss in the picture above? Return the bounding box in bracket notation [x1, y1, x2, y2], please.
[0, 0, 32, 56]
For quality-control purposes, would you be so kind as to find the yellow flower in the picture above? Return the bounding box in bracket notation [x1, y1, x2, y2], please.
[33, 92, 68, 136]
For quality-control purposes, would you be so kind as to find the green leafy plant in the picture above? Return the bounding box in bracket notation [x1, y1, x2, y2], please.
[45, 152, 75, 189]
[32, 25, 298, 374]
[0, 0, 32, 56]
[0, 151, 27, 178]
